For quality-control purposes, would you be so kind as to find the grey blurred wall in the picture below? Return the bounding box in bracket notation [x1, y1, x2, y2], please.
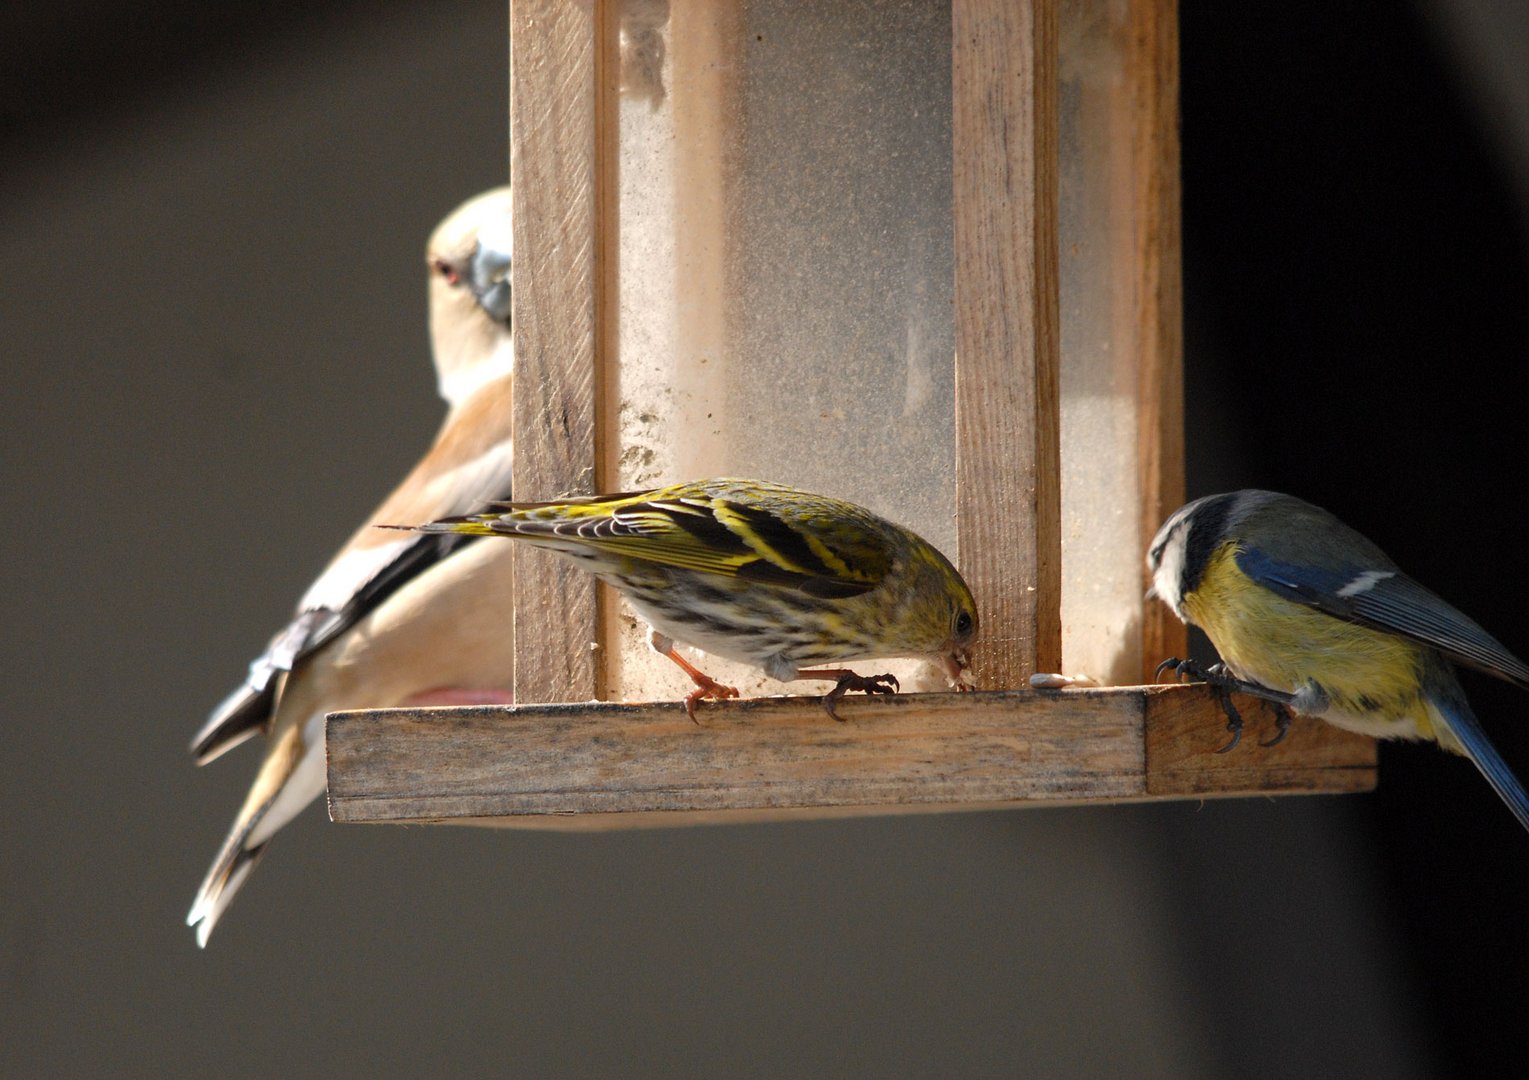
[4, 2, 1506, 1076]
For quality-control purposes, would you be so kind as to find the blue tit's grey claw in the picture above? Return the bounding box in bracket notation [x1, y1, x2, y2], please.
[1155, 656, 1204, 684]
[1158, 658, 1283, 751]
[1215, 715, 1244, 753]
[1154, 656, 1181, 681]
[1213, 685, 1244, 754]
[1260, 704, 1294, 748]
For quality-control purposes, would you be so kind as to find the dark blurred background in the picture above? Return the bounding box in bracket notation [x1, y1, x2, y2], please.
[4, 2, 1528, 1076]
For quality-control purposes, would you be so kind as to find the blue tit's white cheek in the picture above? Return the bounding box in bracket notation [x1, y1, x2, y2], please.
[1151, 532, 1188, 618]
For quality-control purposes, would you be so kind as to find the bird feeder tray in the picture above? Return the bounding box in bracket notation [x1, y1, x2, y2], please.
[325, 685, 1374, 828]
[325, 0, 1379, 829]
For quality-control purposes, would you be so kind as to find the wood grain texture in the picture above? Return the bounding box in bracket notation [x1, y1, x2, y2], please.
[953, 0, 1062, 690]
[1130, 0, 1188, 681]
[510, 0, 607, 703]
[325, 684, 1375, 829]
[1144, 688, 1377, 796]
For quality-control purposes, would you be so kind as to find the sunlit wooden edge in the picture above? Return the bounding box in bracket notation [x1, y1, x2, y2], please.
[326, 684, 1376, 829]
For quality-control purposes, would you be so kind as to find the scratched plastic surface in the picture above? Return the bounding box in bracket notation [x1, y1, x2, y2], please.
[607, 0, 956, 703]
[1058, 0, 1146, 686]
[605, 0, 1144, 701]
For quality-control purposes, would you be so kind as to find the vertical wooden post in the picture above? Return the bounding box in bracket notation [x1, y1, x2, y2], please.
[1130, 0, 1188, 680]
[509, 0, 607, 703]
[953, 0, 1062, 688]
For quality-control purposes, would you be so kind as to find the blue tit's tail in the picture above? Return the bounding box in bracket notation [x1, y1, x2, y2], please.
[1433, 696, 1529, 834]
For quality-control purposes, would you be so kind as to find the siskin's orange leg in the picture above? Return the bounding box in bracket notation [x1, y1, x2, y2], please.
[660, 647, 740, 723]
[792, 668, 900, 721]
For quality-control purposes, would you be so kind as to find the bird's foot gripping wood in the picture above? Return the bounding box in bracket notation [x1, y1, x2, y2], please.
[796, 669, 901, 722]
[1154, 657, 1296, 753]
[1261, 703, 1293, 748]
[659, 646, 740, 723]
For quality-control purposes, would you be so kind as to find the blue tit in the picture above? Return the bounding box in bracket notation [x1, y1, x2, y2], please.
[1146, 489, 1529, 832]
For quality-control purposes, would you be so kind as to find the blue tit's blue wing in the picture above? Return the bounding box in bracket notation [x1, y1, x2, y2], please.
[1236, 547, 1529, 690]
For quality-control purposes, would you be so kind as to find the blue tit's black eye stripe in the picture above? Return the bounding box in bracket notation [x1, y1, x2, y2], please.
[1183, 494, 1236, 594]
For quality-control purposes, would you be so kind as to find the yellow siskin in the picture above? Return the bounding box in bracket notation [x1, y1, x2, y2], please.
[386, 478, 979, 718]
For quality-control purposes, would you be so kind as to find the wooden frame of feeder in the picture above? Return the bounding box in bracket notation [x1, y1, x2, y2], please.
[326, 0, 1375, 829]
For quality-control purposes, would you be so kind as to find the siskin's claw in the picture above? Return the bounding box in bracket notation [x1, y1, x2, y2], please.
[661, 645, 738, 722]
[683, 678, 739, 723]
[819, 671, 899, 721]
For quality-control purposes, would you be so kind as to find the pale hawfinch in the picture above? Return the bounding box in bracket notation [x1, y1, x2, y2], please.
[188, 187, 517, 946]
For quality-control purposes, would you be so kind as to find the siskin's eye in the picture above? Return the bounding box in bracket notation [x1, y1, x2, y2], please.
[954, 610, 974, 638]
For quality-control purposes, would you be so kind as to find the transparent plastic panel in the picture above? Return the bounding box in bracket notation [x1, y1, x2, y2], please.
[1058, 0, 1144, 685]
[608, 0, 955, 702]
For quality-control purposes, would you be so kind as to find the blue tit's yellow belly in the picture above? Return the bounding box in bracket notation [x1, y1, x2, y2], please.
[1183, 546, 1440, 741]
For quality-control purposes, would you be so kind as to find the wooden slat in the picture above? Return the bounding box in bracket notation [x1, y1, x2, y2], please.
[509, 0, 607, 703]
[1131, 0, 1188, 681]
[1144, 688, 1376, 796]
[953, 0, 1062, 690]
[325, 684, 1375, 829]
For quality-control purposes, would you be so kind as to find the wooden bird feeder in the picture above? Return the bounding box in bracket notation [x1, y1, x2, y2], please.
[326, 0, 1374, 828]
